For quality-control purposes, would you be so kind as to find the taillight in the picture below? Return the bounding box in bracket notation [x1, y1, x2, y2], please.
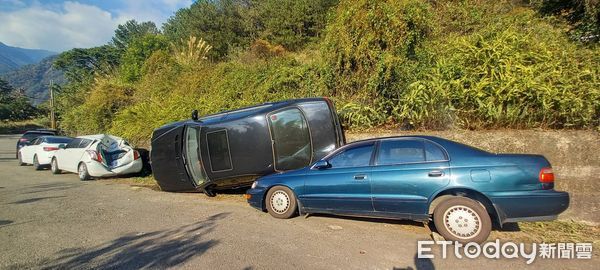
[43, 146, 59, 151]
[133, 150, 140, 160]
[19, 138, 28, 142]
[539, 167, 555, 183]
[86, 150, 103, 163]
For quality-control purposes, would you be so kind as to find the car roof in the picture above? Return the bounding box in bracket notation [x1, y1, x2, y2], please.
[338, 135, 489, 156]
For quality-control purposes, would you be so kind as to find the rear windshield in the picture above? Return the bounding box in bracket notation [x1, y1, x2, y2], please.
[46, 137, 73, 144]
[22, 132, 54, 140]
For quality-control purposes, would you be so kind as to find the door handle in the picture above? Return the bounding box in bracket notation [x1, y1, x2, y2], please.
[428, 170, 444, 177]
[354, 174, 367, 180]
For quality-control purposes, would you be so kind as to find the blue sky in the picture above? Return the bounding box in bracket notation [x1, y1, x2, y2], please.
[0, 0, 193, 52]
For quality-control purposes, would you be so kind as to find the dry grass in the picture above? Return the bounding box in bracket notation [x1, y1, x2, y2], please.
[0, 119, 46, 134]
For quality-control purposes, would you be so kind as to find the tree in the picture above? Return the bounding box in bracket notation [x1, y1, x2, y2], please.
[247, 0, 338, 50]
[112, 20, 160, 51]
[120, 34, 169, 82]
[53, 45, 121, 84]
[0, 78, 38, 121]
[163, 0, 250, 59]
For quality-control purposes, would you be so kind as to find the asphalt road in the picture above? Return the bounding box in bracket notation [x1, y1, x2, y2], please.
[0, 134, 595, 269]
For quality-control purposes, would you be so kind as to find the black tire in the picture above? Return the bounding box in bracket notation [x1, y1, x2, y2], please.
[33, 155, 42, 170]
[78, 163, 91, 181]
[265, 186, 298, 219]
[433, 197, 492, 244]
[17, 152, 26, 166]
[51, 158, 61, 174]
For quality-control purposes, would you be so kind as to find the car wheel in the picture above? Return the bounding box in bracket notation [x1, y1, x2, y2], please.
[78, 163, 91, 181]
[433, 197, 491, 244]
[33, 155, 42, 170]
[265, 186, 298, 219]
[18, 152, 25, 166]
[51, 158, 61, 174]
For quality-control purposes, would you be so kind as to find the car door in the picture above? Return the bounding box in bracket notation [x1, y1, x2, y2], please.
[371, 138, 450, 217]
[300, 141, 375, 213]
[60, 138, 85, 172]
[21, 138, 40, 162]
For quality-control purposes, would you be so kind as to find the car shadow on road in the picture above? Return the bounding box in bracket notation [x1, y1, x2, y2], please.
[9, 196, 67, 204]
[20, 183, 81, 195]
[393, 253, 436, 270]
[38, 212, 230, 269]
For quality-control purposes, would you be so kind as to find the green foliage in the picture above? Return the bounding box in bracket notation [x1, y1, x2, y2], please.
[531, 0, 600, 43]
[112, 20, 160, 51]
[163, 0, 250, 59]
[396, 10, 600, 129]
[247, 0, 338, 50]
[321, 0, 434, 128]
[55, 0, 600, 142]
[119, 34, 169, 83]
[0, 78, 40, 121]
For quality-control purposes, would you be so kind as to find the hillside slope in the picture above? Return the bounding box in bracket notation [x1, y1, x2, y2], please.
[0, 42, 56, 73]
[1, 55, 65, 104]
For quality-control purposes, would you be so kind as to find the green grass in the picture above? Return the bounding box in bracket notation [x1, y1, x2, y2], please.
[0, 119, 47, 134]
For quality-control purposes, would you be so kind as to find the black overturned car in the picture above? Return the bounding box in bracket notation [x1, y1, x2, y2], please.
[150, 98, 345, 195]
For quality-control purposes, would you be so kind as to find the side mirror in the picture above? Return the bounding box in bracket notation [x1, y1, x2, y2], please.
[58, 144, 66, 149]
[312, 160, 331, 170]
[191, 110, 199, 121]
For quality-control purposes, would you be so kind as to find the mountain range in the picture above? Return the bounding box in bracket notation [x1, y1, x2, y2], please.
[0, 42, 56, 73]
[0, 42, 64, 104]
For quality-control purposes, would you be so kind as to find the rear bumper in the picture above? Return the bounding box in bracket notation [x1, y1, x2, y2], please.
[487, 190, 570, 224]
[246, 187, 266, 211]
[86, 159, 143, 177]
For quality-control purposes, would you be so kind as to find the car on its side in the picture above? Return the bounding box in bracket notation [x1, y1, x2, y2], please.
[246, 136, 570, 243]
[16, 129, 57, 158]
[50, 134, 143, 180]
[18, 136, 73, 170]
[151, 97, 345, 195]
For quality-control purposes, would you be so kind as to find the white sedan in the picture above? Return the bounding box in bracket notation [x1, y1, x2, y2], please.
[50, 134, 143, 180]
[18, 136, 74, 170]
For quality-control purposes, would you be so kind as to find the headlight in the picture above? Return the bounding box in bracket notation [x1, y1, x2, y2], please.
[251, 181, 257, 189]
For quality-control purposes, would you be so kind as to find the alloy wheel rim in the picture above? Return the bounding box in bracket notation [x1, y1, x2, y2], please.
[443, 205, 481, 239]
[51, 160, 57, 171]
[270, 190, 290, 214]
[78, 165, 86, 178]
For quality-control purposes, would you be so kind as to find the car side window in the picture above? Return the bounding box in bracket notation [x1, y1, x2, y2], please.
[31, 138, 41, 145]
[424, 141, 447, 161]
[66, 138, 81, 149]
[377, 139, 425, 165]
[79, 139, 92, 148]
[327, 144, 374, 168]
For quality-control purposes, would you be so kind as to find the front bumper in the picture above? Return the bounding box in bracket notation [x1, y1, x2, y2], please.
[487, 190, 570, 224]
[86, 159, 143, 178]
[246, 187, 267, 211]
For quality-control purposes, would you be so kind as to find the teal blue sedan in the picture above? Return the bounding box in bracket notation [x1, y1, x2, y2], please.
[246, 136, 569, 243]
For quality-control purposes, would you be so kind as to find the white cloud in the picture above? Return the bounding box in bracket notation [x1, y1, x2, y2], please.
[0, 1, 119, 51]
[0, 0, 193, 52]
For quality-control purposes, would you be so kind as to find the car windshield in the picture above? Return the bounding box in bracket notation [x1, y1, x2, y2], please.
[185, 127, 207, 185]
[45, 137, 73, 144]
